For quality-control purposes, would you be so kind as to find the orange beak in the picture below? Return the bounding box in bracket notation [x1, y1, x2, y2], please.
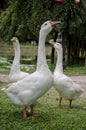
[49, 40, 56, 46]
[50, 21, 61, 26]
[11, 37, 16, 42]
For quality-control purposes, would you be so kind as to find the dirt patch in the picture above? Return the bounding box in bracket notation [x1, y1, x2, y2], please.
[0, 74, 9, 83]
[70, 76, 86, 98]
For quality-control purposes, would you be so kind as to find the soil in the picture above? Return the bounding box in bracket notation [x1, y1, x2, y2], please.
[70, 76, 86, 98]
[0, 74, 86, 98]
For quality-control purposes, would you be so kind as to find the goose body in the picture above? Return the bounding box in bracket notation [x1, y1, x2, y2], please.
[2, 21, 60, 118]
[9, 37, 29, 83]
[49, 42, 84, 108]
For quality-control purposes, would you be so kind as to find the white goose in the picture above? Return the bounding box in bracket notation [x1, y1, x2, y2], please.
[2, 21, 60, 118]
[49, 41, 84, 108]
[9, 37, 29, 83]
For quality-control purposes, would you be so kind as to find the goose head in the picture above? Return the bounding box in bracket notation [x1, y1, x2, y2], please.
[40, 21, 61, 36]
[11, 37, 19, 43]
[49, 41, 62, 51]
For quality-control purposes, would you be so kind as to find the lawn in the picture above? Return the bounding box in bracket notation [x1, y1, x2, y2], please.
[0, 83, 86, 130]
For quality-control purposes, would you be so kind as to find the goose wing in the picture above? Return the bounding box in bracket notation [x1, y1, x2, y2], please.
[54, 74, 84, 99]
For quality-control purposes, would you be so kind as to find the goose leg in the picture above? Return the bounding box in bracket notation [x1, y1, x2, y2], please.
[23, 105, 27, 119]
[58, 97, 62, 108]
[69, 99, 72, 108]
[50, 97, 62, 108]
[30, 104, 35, 119]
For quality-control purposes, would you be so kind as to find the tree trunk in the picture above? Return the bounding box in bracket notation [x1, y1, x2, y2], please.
[67, 35, 71, 65]
[0, 0, 8, 10]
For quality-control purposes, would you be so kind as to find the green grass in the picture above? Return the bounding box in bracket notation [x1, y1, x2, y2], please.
[48, 63, 86, 76]
[0, 83, 86, 130]
[64, 66, 86, 76]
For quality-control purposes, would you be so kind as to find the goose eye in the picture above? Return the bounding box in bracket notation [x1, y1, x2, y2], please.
[45, 23, 47, 25]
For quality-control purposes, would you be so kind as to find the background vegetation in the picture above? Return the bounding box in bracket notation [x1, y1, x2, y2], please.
[0, 43, 86, 75]
[0, 0, 86, 65]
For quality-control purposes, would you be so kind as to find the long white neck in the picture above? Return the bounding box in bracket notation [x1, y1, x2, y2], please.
[54, 47, 63, 73]
[37, 32, 49, 72]
[10, 41, 20, 74]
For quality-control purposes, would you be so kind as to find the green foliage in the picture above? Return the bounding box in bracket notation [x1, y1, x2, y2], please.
[0, 57, 11, 66]
[0, 0, 62, 41]
[0, 0, 86, 42]
[0, 56, 36, 73]
[0, 0, 86, 65]
[0, 0, 47, 41]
